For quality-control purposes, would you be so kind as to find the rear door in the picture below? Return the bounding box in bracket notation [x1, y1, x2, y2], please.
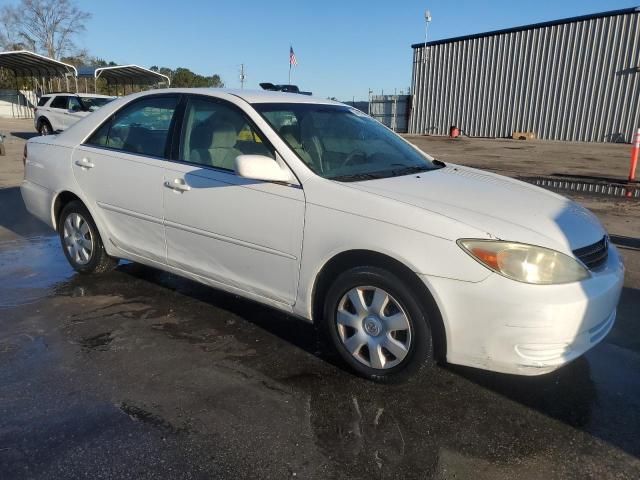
[72, 94, 180, 263]
[48, 95, 69, 131]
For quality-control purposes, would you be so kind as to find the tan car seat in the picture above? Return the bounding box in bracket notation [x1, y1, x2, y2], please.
[208, 122, 241, 170]
[279, 125, 313, 166]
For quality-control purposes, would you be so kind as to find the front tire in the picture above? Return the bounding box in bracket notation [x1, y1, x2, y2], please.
[58, 201, 118, 274]
[323, 266, 434, 382]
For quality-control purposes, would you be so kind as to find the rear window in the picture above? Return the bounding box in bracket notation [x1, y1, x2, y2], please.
[37, 96, 51, 107]
[50, 96, 68, 109]
[85, 96, 179, 158]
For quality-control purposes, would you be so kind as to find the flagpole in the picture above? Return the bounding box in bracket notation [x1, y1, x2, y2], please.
[289, 62, 291, 85]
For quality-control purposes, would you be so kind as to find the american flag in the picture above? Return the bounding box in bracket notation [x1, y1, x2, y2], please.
[289, 46, 298, 66]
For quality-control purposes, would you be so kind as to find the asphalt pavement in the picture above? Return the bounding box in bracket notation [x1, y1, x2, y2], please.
[1, 121, 639, 479]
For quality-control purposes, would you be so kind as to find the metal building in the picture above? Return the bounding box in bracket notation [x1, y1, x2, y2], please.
[409, 7, 640, 142]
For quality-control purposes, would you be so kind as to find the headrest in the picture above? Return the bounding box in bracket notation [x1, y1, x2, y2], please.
[211, 122, 237, 149]
[279, 125, 302, 147]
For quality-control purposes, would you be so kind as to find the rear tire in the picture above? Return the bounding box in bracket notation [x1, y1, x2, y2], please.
[322, 266, 434, 382]
[58, 201, 118, 274]
[38, 120, 52, 136]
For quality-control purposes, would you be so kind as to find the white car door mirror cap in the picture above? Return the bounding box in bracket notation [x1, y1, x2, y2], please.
[234, 155, 293, 183]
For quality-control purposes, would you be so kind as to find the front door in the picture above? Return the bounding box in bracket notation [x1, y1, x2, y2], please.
[66, 96, 87, 128]
[163, 95, 305, 305]
[72, 94, 180, 263]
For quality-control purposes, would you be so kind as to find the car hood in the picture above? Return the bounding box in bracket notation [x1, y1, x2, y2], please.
[346, 165, 605, 253]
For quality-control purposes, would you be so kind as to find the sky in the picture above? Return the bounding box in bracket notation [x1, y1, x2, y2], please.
[74, 0, 638, 100]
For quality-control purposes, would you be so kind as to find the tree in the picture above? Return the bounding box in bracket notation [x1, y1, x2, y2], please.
[0, 0, 91, 59]
[151, 66, 224, 88]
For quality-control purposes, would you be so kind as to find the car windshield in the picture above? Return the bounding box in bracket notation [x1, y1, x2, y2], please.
[80, 97, 113, 112]
[254, 103, 442, 181]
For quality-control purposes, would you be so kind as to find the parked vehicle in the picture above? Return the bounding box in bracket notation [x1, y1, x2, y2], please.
[21, 89, 624, 381]
[34, 93, 115, 135]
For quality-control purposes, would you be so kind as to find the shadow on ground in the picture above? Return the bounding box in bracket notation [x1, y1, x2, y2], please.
[10, 131, 39, 141]
[0, 187, 50, 239]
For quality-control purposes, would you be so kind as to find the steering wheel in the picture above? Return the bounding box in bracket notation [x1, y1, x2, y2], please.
[340, 150, 367, 168]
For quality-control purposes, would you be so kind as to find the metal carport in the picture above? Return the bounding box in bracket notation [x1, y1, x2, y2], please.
[0, 50, 78, 117]
[77, 64, 170, 95]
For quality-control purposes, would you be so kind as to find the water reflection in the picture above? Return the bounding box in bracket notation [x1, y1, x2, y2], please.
[0, 235, 73, 308]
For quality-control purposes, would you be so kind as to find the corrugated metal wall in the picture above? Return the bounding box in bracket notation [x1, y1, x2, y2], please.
[410, 9, 640, 142]
[369, 95, 410, 132]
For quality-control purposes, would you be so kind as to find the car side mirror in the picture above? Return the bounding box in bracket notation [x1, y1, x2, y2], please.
[70, 105, 81, 112]
[234, 155, 293, 183]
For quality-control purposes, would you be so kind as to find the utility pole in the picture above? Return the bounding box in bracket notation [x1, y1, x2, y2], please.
[422, 9, 432, 135]
[239, 64, 246, 89]
[424, 10, 432, 64]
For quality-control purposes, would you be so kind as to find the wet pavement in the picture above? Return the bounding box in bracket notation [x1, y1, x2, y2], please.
[1, 136, 640, 478]
[0, 194, 639, 479]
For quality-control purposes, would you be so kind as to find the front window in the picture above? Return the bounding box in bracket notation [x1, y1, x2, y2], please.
[254, 103, 441, 181]
[68, 97, 83, 112]
[80, 96, 113, 112]
[179, 96, 274, 170]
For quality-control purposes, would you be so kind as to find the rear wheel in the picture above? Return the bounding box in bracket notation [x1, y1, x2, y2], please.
[58, 201, 118, 274]
[38, 120, 52, 136]
[323, 266, 434, 382]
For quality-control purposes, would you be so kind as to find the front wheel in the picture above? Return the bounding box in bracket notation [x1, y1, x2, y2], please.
[323, 266, 434, 382]
[58, 201, 118, 274]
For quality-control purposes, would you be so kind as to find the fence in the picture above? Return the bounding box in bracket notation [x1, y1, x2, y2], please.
[369, 95, 410, 133]
[0, 89, 36, 118]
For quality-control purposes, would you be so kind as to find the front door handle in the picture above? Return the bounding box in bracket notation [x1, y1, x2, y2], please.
[164, 178, 191, 192]
[74, 158, 95, 169]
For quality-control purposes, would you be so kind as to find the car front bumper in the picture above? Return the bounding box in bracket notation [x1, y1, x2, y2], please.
[422, 245, 625, 375]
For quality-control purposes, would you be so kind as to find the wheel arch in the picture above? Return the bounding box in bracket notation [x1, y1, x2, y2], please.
[52, 190, 83, 229]
[311, 249, 447, 361]
[37, 116, 51, 128]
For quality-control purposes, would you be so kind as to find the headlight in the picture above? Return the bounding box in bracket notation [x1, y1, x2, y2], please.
[457, 239, 590, 284]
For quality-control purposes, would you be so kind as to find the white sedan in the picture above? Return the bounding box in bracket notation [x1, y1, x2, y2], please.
[21, 89, 624, 381]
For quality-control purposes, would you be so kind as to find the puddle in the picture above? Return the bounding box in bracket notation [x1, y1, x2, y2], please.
[80, 332, 114, 351]
[0, 235, 74, 308]
[151, 321, 222, 344]
[119, 402, 183, 434]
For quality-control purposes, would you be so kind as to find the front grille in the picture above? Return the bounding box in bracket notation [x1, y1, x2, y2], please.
[573, 236, 608, 269]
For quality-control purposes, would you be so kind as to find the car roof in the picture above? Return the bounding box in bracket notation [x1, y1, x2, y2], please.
[140, 88, 344, 106]
[43, 92, 114, 98]
[77, 93, 115, 99]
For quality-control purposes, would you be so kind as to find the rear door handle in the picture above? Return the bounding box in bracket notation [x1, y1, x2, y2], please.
[164, 178, 191, 192]
[74, 158, 95, 169]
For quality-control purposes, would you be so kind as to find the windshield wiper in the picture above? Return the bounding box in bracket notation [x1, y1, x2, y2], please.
[330, 172, 386, 182]
[387, 165, 433, 176]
